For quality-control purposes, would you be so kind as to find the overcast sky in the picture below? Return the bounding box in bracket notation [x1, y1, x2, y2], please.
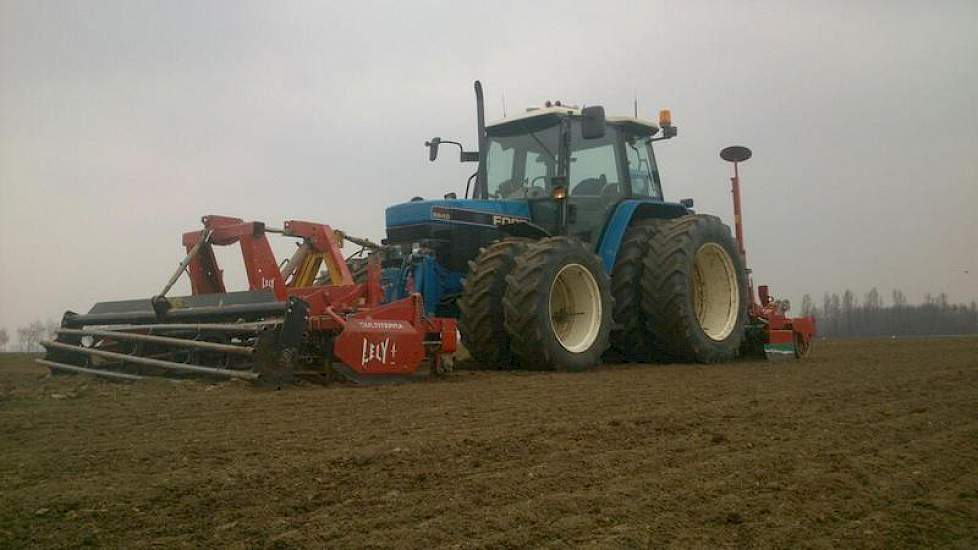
[1, 0, 976, 336]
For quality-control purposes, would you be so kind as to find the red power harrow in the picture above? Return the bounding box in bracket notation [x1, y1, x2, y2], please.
[750, 285, 816, 360]
[38, 215, 457, 384]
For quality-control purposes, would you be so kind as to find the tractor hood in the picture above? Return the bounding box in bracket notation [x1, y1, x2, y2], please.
[385, 199, 532, 229]
[385, 199, 535, 272]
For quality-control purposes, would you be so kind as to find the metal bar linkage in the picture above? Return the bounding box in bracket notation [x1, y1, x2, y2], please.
[157, 228, 213, 299]
[98, 321, 281, 333]
[56, 328, 255, 356]
[342, 233, 384, 251]
[41, 340, 259, 380]
[280, 243, 311, 281]
[65, 301, 288, 327]
[35, 359, 145, 381]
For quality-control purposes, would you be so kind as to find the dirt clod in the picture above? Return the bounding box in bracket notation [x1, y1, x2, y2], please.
[725, 512, 744, 524]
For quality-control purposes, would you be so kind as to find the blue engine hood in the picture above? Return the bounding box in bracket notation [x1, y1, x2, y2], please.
[386, 199, 532, 228]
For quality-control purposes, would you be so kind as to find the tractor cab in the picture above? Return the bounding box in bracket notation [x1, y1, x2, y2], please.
[384, 99, 678, 266]
[478, 104, 670, 243]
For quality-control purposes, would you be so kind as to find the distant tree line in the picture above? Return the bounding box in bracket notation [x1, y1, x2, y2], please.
[0, 320, 59, 352]
[800, 288, 978, 338]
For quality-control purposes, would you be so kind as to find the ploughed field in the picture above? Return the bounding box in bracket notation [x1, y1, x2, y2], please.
[1, 337, 977, 548]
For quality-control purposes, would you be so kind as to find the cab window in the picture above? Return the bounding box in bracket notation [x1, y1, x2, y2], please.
[568, 125, 623, 198]
[524, 151, 552, 191]
[486, 124, 560, 199]
[486, 141, 514, 197]
[625, 137, 661, 199]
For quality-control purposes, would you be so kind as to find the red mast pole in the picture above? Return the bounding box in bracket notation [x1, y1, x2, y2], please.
[731, 163, 756, 310]
[731, 161, 746, 265]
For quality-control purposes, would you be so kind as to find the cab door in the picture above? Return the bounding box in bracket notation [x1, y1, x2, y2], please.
[566, 124, 626, 243]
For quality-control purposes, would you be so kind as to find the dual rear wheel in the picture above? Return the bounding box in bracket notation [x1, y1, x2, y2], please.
[635, 215, 748, 363]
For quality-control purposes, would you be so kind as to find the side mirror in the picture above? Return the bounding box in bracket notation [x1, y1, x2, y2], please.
[425, 137, 441, 161]
[581, 105, 606, 139]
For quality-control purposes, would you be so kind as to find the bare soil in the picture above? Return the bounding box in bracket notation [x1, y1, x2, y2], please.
[1, 337, 977, 548]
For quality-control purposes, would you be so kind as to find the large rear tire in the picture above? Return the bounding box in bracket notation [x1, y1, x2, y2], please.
[458, 239, 529, 367]
[641, 215, 748, 363]
[503, 237, 612, 371]
[609, 220, 661, 362]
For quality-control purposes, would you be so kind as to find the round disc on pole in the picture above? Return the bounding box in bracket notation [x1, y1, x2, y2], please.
[720, 145, 752, 163]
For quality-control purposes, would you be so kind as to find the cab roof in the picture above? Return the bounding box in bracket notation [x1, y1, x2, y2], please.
[486, 106, 660, 137]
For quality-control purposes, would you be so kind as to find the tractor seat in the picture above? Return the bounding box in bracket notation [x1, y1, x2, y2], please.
[497, 178, 520, 197]
[572, 174, 607, 196]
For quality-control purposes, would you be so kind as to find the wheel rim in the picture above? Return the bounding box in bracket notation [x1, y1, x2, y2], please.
[692, 243, 739, 341]
[549, 263, 602, 353]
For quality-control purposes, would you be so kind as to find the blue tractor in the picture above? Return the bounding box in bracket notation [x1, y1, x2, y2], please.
[381, 82, 749, 370]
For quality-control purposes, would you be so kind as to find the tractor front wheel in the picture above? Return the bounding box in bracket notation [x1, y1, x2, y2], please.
[458, 239, 529, 368]
[503, 237, 612, 371]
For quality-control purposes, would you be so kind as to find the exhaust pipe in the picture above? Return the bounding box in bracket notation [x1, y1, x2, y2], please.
[474, 80, 487, 199]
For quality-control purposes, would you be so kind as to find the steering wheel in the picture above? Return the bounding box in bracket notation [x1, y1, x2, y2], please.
[517, 175, 548, 198]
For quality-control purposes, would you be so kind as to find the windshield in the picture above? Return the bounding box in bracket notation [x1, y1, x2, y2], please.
[485, 124, 560, 199]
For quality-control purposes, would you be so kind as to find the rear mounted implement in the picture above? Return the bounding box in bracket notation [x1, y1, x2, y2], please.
[720, 146, 816, 360]
[39, 215, 457, 384]
[750, 285, 815, 360]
